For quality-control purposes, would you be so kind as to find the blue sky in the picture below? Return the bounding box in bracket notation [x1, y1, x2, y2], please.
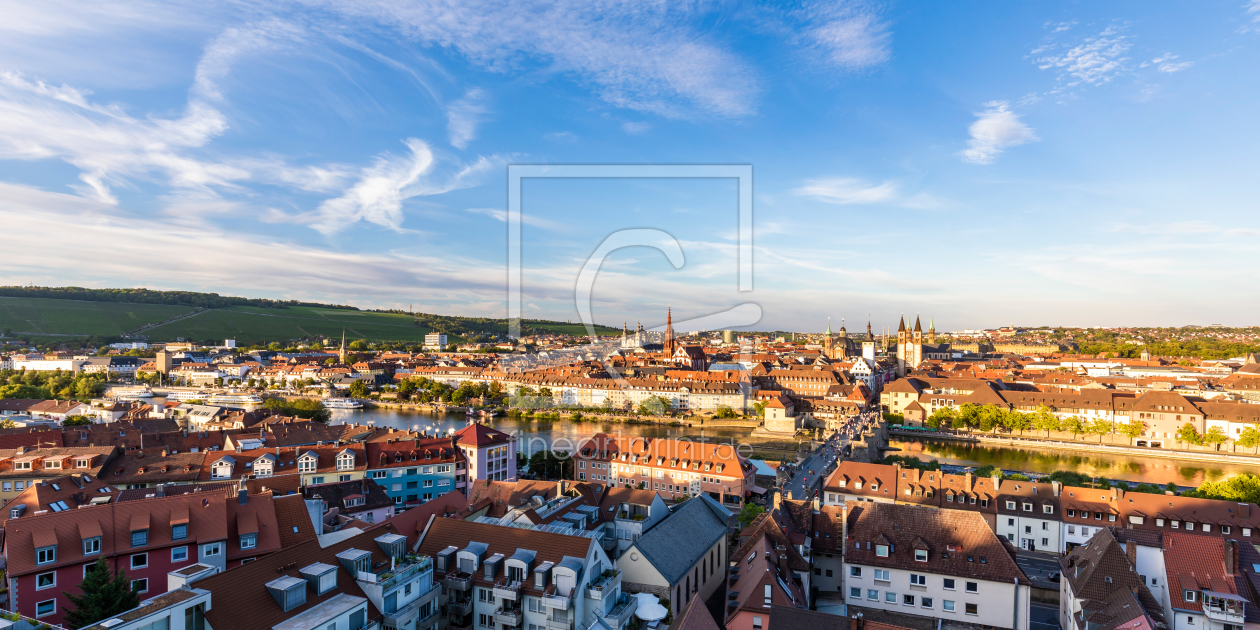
[1, 1, 1258, 332]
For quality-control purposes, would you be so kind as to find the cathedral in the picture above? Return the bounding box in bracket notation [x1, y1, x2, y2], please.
[894, 314, 951, 376]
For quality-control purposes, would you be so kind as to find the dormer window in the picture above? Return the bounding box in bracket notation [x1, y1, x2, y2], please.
[76, 458, 91, 468]
[241, 533, 257, 549]
[914, 549, 928, 562]
[172, 524, 188, 540]
[1184, 590, 1197, 603]
[298, 456, 317, 473]
[875, 545, 889, 557]
[336, 453, 355, 471]
[132, 529, 149, 547]
[83, 537, 101, 555]
[37, 546, 56, 565]
[14, 461, 31, 471]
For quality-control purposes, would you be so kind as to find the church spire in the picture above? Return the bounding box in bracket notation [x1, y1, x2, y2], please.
[897, 315, 906, 333]
[825, 317, 832, 336]
[913, 314, 922, 333]
[339, 328, 346, 364]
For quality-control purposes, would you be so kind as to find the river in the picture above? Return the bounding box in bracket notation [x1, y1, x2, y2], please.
[888, 438, 1256, 487]
[327, 407, 756, 456]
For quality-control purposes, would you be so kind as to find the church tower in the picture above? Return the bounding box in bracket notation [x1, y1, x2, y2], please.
[339, 328, 347, 365]
[928, 317, 937, 344]
[662, 306, 677, 356]
[823, 318, 834, 358]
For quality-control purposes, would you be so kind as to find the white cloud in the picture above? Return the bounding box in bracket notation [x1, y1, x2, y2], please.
[806, 12, 891, 69]
[621, 121, 651, 135]
[543, 131, 578, 143]
[193, 19, 305, 102]
[960, 101, 1039, 165]
[312, 0, 760, 118]
[446, 88, 490, 149]
[791, 178, 898, 205]
[309, 138, 497, 235]
[1034, 26, 1131, 87]
[466, 207, 565, 231]
[1152, 53, 1194, 73]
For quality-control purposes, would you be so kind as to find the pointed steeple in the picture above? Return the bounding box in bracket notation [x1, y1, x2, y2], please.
[867, 316, 872, 339]
[913, 314, 922, 333]
[339, 328, 347, 364]
[897, 315, 906, 333]
[825, 318, 832, 336]
[929, 316, 935, 332]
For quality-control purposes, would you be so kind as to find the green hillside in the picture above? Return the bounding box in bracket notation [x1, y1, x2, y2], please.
[142, 306, 431, 344]
[0, 297, 195, 336]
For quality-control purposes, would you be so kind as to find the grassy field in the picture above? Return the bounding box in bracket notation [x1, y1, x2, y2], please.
[142, 305, 433, 344]
[0, 296, 621, 344]
[0, 297, 196, 336]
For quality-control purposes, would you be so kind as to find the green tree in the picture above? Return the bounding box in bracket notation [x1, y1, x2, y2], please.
[63, 415, 94, 426]
[1086, 418, 1114, 443]
[1062, 416, 1084, 439]
[713, 405, 737, 419]
[926, 407, 954, 430]
[63, 557, 142, 629]
[1005, 410, 1031, 435]
[954, 403, 981, 431]
[348, 379, 370, 399]
[1192, 473, 1260, 504]
[1032, 406, 1060, 437]
[737, 503, 764, 528]
[349, 339, 369, 351]
[0, 418, 17, 429]
[0, 383, 53, 399]
[1176, 423, 1204, 447]
[1204, 426, 1230, 451]
[638, 395, 672, 416]
[1237, 426, 1260, 454]
[1118, 420, 1145, 445]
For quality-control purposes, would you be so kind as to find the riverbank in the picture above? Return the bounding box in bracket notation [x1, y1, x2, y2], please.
[891, 429, 1260, 466]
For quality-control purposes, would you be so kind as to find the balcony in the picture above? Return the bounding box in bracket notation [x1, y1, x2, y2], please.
[546, 615, 572, 630]
[600, 593, 638, 629]
[383, 584, 440, 629]
[494, 578, 523, 601]
[600, 534, 616, 551]
[1204, 598, 1246, 625]
[542, 583, 575, 609]
[493, 605, 523, 627]
[377, 556, 433, 592]
[446, 599, 474, 617]
[442, 571, 473, 591]
[586, 570, 622, 600]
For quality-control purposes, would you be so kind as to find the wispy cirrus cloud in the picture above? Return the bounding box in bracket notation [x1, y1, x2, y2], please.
[792, 177, 898, 205]
[310, 0, 760, 118]
[806, 11, 891, 69]
[308, 139, 498, 235]
[447, 88, 490, 149]
[1150, 53, 1194, 73]
[960, 101, 1039, 165]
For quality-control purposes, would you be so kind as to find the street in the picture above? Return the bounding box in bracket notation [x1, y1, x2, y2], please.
[784, 410, 881, 500]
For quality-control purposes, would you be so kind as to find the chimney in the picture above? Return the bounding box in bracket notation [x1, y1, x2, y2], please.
[1226, 540, 1238, 575]
[964, 471, 973, 488]
[812, 497, 820, 512]
[778, 547, 789, 577]
[1052, 480, 1062, 497]
[772, 490, 782, 512]
[237, 478, 248, 505]
[1126, 541, 1137, 567]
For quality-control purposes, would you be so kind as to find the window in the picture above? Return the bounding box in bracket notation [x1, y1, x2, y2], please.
[885, 592, 897, 603]
[371, 470, 387, 479]
[875, 545, 889, 557]
[850, 587, 862, 599]
[37, 546, 56, 565]
[966, 582, 978, 593]
[1043, 505, 1054, 514]
[1184, 590, 1197, 603]
[132, 553, 148, 569]
[203, 542, 222, 557]
[311, 476, 324, 485]
[943, 600, 955, 612]
[133, 578, 149, 593]
[910, 574, 926, 586]
[752, 617, 762, 630]
[903, 595, 915, 606]
[914, 549, 928, 562]
[1006, 501, 1016, 510]
[132, 529, 149, 547]
[36, 599, 57, 618]
[84, 537, 101, 555]
[921, 597, 933, 609]
[172, 546, 188, 562]
[37, 572, 56, 589]
[965, 603, 978, 616]
[172, 523, 188, 540]
[241, 533, 257, 549]
[874, 569, 890, 582]
[299, 457, 317, 473]
[339, 474, 352, 482]
[850, 566, 863, 577]
[867, 590, 878, 601]
[943, 579, 956, 590]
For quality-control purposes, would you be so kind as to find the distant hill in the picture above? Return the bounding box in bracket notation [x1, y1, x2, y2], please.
[0, 286, 618, 345]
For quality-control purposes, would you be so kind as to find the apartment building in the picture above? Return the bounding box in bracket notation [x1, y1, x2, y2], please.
[1059, 529, 1167, 630]
[822, 461, 898, 506]
[842, 501, 1031, 630]
[456, 423, 517, 483]
[573, 433, 755, 509]
[993, 480, 1063, 553]
[418, 517, 636, 630]
[200, 444, 367, 487]
[366, 437, 468, 508]
[86, 524, 439, 630]
[0, 445, 118, 504]
[2, 487, 282, 626]
[1059, 486, 1259, 550]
